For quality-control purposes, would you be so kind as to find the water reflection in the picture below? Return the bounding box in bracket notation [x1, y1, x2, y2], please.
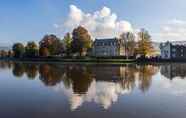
[160, 63, 186, 80]
[0, 61, 165, 110]
[0, 62, 182, 108]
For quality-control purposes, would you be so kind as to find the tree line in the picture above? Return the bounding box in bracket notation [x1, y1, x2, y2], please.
[0, 26, 155, 58]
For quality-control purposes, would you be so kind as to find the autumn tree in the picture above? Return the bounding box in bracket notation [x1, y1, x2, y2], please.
[136, 29, 154, 57]
[71, 26, 92, 56]
[0, 50, 8, 58]
[63, 32, 72, 56]
[8, 50, 14, 57]
[39, 47, 49, 57]
[120, 32, 136, 57]
[25, 41, 39, 57]
[12, 43, 25, 58]
[39, 34, 64, 56]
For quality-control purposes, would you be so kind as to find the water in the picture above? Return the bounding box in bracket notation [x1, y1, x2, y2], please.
[0, 61, 186, 118]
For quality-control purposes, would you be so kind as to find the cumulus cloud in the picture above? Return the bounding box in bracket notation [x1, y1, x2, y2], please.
[56, 5, 133, 38]
[153, 19, 186, 42]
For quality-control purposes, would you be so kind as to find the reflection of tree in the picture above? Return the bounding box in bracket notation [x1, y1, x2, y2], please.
[12, 63, 25, 78]
[0, 61, 13, 69]
[1, 61, 160, 95]
[120, 65, 136, 90]
[138, 65, 158, 92]
[39, 64, 64, 86]
[61, 71, 72, 90]
[11, 62, 39, 79]
[66, 66, 93, 94]
[91, 64, 157, 93]
[24, 64, 38, 79]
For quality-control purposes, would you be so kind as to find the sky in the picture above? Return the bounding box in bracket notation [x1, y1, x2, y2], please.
[0, 0, 186, 46]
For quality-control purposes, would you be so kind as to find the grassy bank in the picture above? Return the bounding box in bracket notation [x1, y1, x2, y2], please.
[0, 57, 136, 64]
[2, 57, 186, 64]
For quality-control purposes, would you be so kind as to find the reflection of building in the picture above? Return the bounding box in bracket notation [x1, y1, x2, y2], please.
[91, 66, 126, 81]
[92, 38, 124, 57]
[160, 41, 186, 59]
[160, 64, 186, 80]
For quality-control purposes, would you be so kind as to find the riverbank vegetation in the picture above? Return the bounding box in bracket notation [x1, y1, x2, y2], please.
[0, 26, 155, 61]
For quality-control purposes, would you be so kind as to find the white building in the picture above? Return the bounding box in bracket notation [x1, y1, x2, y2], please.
[92, 38, 124, 57]
[160, 41, 186, 59]
[160, 42, 171, 59]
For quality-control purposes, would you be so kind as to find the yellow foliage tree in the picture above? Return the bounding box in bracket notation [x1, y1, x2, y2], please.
[136, 29, 155, 57]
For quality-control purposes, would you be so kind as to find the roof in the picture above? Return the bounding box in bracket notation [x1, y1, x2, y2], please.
[160, 41, 186, 50]
[94, 38, 120, 45]
[171, 41, 186, 46]
[161, 41, 186, 46]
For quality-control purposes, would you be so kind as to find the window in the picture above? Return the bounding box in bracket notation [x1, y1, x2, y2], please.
[109, 42, 112, 46]
[172, 48, 176, 52]
[97, 42, 101, 46]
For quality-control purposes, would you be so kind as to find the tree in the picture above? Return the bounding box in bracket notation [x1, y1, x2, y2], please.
[39, 34, 64, 56]
[136, 29, 154, 57]
[25, 41, 39, 57]
[63, 33, 72, 56]
[12, 43, 25, 58]
[71, 26, 92, 56]
[8, 50, 14, 57]
[39, 47, 49, 57]
[120, 32, 136, 57]
[0, 50, 8, 58]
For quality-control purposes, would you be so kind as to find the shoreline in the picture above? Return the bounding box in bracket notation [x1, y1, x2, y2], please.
[0, 57, 135, 64]
[1, 57, 186, 64]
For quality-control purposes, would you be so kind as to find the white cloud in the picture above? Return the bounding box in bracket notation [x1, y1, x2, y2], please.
[153, 19, 186, 42]
[56, 5, 133, 39]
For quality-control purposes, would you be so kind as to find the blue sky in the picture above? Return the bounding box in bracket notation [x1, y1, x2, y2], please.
[1, 0, 186, 45]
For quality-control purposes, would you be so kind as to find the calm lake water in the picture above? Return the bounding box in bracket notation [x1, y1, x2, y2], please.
[0, 61, 186, 118]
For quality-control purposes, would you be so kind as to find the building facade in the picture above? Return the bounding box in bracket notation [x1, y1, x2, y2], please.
[92, 38, 124, 57]
[160, 41, 186, 59]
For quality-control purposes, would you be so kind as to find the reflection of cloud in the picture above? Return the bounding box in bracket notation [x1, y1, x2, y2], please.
[94, 82, 131, 109]
[158, 76, 186, 96]
[70, 95, 83, 110]
[53, 80, 131, 110]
